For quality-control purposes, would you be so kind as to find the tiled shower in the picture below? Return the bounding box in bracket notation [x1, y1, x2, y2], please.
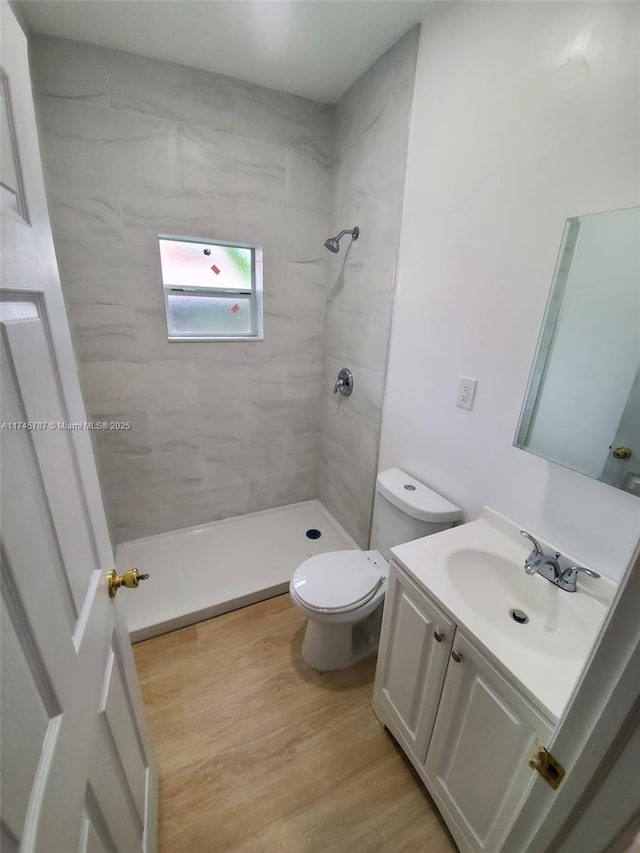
[32, 28, 418, 548]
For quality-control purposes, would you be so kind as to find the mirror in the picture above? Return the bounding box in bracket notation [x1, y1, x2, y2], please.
[515, 206, 640, 496]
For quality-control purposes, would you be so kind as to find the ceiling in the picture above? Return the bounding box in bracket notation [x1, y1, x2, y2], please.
[17, 0, 430, 103]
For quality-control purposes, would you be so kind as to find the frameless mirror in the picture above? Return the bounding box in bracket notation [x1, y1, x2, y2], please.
[515, 206, 640, 496]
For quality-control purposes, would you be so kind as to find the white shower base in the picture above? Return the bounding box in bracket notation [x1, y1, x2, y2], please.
[116, 500, 358, 642]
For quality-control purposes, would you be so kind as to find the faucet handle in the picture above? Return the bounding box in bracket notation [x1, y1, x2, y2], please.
[564, 565, 601, 581]
[520, 530, 543, 557]
[557, 564, 601, 592]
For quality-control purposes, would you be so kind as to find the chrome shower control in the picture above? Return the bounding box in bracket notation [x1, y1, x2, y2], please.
[333, 367, 354, 397]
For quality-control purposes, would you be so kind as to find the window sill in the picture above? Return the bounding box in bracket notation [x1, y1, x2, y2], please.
[167, 335, 264, 343]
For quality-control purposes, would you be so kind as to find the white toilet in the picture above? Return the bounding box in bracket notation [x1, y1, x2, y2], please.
[290, 468, 462, 671]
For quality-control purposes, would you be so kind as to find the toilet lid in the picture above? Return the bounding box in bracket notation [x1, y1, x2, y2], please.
[292, 551, 383, 612]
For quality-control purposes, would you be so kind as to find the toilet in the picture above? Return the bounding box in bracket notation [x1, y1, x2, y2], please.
[290, 468, 462, 671]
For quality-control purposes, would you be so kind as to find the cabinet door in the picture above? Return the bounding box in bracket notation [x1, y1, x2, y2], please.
[373, 563, 454, 763]
[424, 632, 553, 853]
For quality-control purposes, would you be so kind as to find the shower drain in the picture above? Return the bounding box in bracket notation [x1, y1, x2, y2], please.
[306, 529, 322, 540]
[510, 608, 529, 624]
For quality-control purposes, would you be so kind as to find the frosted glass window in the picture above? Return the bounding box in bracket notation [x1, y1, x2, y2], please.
[167, 294, 252, 337]
[158, 235, 263, 341]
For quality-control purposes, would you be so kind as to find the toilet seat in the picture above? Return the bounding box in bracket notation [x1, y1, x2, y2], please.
[291, 550, 384, 614]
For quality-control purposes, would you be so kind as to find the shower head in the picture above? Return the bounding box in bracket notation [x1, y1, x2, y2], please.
[323, 226, 359, 254]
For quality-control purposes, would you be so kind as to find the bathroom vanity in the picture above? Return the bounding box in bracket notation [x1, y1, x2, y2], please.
[372, 509, 614, 853]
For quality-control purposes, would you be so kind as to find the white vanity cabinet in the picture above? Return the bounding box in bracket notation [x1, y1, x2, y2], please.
[424, 630, 553, 852]
[373, 564, 454, 763]
[373, 562, 554, 853]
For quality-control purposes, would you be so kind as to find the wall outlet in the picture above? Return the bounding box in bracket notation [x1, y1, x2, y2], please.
[456, 377, 477, 410]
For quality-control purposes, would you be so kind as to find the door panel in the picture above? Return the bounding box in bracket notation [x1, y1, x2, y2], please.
[3, 314, 98, 610]
[81, 788, 118, 853]
[90, 721, 145, 853]
[373, 563, 454, 762]
[0, 597, 51, 841]
[100, 647, 147, 822]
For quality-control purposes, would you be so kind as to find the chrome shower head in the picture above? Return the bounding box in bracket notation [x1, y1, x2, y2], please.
[323, 226, 359, 254]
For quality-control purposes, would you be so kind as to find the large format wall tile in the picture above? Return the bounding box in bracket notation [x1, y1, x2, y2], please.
[38, 97, 180, 190]
[34, 31, 415, 546]
[31, 35, 109, 105]
[317, 28, 418, 547]
[106, 48, 236, 133]
[179, 125, 287, 204]
[33, 35, 334, 543]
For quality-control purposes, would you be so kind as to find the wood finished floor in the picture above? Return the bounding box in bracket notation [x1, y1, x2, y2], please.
[133, 595, 457, 852]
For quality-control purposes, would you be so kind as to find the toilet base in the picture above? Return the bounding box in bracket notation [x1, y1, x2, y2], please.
[300, 604, 383, 671]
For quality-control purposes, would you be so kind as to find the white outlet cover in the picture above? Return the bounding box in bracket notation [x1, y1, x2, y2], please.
[457, 377, 477, 410]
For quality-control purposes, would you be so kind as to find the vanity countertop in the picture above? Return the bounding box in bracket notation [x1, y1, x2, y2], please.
[391, 508, 616, 722]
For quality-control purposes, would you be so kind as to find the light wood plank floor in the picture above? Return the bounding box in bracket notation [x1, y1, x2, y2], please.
[134, 595, 457, 852]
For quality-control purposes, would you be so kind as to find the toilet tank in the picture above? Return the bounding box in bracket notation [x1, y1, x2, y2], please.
[371, 468, 462, 561]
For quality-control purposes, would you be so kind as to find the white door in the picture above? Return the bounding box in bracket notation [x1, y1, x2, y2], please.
[424, 631, 553, 853]
[373, 563, 454, 763]
[0, 5, 158, 852]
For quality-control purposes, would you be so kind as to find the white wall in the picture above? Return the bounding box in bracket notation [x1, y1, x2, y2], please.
[379, 2, 640, 581]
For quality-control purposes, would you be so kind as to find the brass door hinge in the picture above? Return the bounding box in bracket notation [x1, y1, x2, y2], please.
[529, 744, 565, 790]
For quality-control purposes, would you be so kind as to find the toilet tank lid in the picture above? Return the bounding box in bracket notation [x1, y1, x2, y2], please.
[376, 468, 462, 523]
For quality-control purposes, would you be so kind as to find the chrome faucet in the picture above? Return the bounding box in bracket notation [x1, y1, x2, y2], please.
[520, 531, 601, 592]
[520, 531, 545, 574]
[555, 565, 601, 593]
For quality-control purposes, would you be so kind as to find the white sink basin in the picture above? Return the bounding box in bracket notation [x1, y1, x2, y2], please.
[446, 548, 606, 661]
[391, 508, 617, 721]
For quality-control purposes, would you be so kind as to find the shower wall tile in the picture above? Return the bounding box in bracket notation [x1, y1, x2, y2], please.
[52, 239, 159, 308]
[234, 200, 328, 263]
[318, 436, 377, 547]
[67, 304, 138, 362]
[179, 126, 288, 205]
[120, 185, 238, 248]
[244, 468, 318, 515]
[155, 482, 254, 535]
[44, 173, 125, 246]
[233, 81, 332, 164]
[37, 96, 180, 190]
[286, 150, 332, 213]
[202, 438, 285, 486]
[106, 48, 237, 133]
[324, 301, 393, 375]
[31, 36, 109, 105]
[79, 361, 199, 413]
[324, 357, 386, 425]
[317, 28, 419, 547]
[148, 404, 246, 453]
[334, 27, 418, 153]
[245, 397, 321, 441]
[88, 411, 152, 457]
[33, 35, 333, 544]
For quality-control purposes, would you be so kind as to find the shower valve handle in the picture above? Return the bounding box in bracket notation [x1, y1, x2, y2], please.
[334, 368, 354, 397]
